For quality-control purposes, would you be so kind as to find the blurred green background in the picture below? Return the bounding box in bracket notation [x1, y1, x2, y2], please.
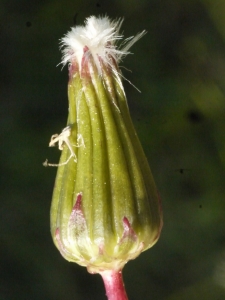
[1, 0, 225, 299]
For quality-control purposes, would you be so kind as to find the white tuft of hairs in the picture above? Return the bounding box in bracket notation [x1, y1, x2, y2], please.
[60, 16, 146, 74]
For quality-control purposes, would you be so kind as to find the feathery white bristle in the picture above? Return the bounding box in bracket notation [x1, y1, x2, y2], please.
[60, 16, 146, 74]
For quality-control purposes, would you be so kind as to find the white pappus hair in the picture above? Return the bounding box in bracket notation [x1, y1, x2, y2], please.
[60, 16, 146, 74]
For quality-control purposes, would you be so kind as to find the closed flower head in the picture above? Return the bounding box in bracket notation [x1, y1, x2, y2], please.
[48, 16, 162, 277]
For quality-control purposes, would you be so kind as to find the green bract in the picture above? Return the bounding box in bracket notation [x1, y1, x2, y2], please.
[49, 16, 162, 274]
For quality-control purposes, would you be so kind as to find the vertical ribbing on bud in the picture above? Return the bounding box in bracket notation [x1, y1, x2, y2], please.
[47, 15, 162, 299]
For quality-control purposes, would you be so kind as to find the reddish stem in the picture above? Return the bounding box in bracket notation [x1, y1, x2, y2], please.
[100, 270, 128, 300]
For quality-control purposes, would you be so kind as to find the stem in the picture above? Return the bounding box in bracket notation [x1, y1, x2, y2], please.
[100, 270, 128, 300]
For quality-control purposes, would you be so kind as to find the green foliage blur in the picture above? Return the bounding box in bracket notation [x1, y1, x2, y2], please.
[1, 0, 225, 299]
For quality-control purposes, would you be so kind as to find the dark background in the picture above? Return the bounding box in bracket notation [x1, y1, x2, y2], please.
[1, 0, 225, 299]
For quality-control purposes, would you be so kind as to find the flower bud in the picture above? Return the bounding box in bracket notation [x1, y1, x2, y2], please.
[48, 16, 162, 274]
